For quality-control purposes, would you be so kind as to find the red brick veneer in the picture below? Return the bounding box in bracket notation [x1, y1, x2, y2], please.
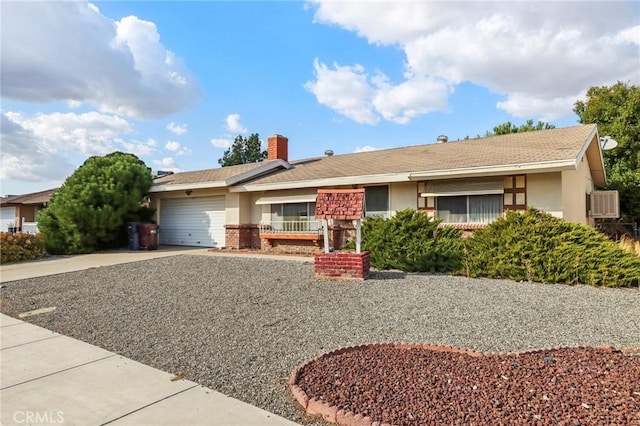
[225, 225, 259, 249]
[314, 251, 370, 280]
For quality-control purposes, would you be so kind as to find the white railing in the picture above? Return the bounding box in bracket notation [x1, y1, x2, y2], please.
[259, 220, 323, 235]
[21, 222, 39, 234]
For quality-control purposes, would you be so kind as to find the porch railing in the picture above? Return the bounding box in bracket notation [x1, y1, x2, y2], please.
[21, 222, 39, 234]
[259, 220, 323, 235]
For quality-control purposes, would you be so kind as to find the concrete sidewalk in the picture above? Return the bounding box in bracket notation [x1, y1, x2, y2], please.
[1, 248, 302, 425]
[1, 315, 299, 426]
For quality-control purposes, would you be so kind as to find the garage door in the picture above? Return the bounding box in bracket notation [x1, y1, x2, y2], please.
[159, 196, 226, 247]
[1, 207, 16, 232]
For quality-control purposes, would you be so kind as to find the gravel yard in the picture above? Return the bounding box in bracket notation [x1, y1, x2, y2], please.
[2, 254, 639, 424]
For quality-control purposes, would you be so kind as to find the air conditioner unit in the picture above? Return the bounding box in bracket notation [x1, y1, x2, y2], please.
[590, 190, 619, 219]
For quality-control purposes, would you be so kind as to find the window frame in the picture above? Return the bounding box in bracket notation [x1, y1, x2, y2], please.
[436, 193, 504, 224]
[364, 185, 390, 219]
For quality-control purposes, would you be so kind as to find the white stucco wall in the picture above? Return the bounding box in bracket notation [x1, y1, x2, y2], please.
[561, 155, 594, 225]
[389, 182, 418, 214]
[527, 172, 563, 219]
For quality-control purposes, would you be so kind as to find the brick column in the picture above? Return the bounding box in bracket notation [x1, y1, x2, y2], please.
[314, 251, 370, 280]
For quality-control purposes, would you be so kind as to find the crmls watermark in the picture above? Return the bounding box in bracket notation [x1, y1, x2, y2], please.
[13, 411, 64, 424]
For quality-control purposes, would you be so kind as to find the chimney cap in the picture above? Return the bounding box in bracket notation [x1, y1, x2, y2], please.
[436, 135, 448, 144]
[324, 150, 334, 156]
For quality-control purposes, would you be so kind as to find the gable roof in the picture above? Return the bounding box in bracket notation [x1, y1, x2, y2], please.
[149, 124, 605, 194]
[0, 188, 58, 206]
[233, 124, 603, 191]
[149, 159, 291, 192]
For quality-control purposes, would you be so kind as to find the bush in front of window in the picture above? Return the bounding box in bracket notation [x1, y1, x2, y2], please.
[461, 208, 640, 287]
[348, 208, 463, 273]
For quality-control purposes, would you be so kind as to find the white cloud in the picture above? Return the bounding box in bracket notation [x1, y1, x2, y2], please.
[0, 114, 75, 182]
[166, 121, 188, 135]
[305, 59, 378, 125]
[122, 138, 158, 157]
[0, 111, 162, 183]
[5, 111, 131, 156]
[2, 1, 199, 119]
[354, 145, 379, 153]
[153, 157, 181, 172]
[225, 114, 247, 134]
[210, 138, 233, 149]
[308, 1, 640, 122]
[165, 140, 191, 155]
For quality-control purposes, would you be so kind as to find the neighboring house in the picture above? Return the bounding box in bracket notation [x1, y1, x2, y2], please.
[148, 124, 616, 253]
[0, 188, 57, 233]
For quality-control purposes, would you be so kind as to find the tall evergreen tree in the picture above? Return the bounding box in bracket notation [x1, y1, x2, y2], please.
[218, 133, 267, 166]
[38, 152, 153, 254]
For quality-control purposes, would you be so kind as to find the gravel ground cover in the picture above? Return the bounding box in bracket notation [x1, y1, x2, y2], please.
[2, 255, 640, 425]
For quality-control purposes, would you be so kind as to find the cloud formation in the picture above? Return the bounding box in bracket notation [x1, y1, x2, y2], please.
[153, 157, 181, 172]
[308, 1, 639, 123]
[165, 140, 191, 155]
[210, 138, 233, 149]
[167, 122, 188, 135]
[225, 114, 248, 134]
[1, 112, 157, 182]
[2, 1, 200, 119]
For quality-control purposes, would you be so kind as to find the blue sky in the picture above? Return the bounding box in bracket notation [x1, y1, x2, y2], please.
[2, 1, 639, 195]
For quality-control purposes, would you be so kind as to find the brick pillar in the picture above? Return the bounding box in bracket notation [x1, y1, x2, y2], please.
[314, 251, 370, 280]
[225, 225, 258, 249]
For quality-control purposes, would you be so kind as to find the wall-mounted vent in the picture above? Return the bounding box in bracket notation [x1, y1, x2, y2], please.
[590, 190, 619, 219]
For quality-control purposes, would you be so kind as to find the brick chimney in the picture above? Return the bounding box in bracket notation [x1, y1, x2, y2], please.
[267, 134, 288, 162]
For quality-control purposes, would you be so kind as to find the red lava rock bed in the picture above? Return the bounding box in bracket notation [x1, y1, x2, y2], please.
[290, 344, 640, 426]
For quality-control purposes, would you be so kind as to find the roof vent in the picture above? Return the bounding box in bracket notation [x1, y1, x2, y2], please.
[436, 135, 448, 144]
[324, 150, 334, 156]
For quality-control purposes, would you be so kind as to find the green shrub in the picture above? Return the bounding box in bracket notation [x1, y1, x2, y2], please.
[352, 209, 463, 272]
[461, 208, 640, 287]
[1, 232, 45, 264]
[38, 152, 153, 254]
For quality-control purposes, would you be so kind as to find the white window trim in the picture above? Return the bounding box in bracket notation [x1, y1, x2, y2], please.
[256, 194, 317, 205]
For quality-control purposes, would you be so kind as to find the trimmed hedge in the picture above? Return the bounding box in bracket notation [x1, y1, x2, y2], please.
[461, 208, 640, 287]
[1, 233, 45, 264]
[352, 209, 463, 273]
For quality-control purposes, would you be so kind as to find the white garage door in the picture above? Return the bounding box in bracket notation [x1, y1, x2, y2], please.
[159, 196, 226, 247]
[1, 207, 16, 232]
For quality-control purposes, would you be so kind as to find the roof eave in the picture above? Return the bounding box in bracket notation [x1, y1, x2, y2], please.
[149, 159, 292, 193]
[149, 180, 227, 193]
[408, 160, 578, 180]
[230, 172, 412, 192]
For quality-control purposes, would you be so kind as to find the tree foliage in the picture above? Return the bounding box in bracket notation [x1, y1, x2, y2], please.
[574, 81, 640, 223]
[218, 133, 267, 167]
[486, 119, 555, 136]
[38, 152, 153, 254]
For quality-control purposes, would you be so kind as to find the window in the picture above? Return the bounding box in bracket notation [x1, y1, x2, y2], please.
[365, 185, 389, 218]
[270, 202, 318, 232]
[437, 194, 502, 223]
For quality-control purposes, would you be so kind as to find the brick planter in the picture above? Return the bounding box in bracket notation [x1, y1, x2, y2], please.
[314, 251, 370, 280]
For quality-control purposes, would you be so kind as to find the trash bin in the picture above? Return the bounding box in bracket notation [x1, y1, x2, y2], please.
[126, 222, 140, 251]
[137, 223, 159, 250]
